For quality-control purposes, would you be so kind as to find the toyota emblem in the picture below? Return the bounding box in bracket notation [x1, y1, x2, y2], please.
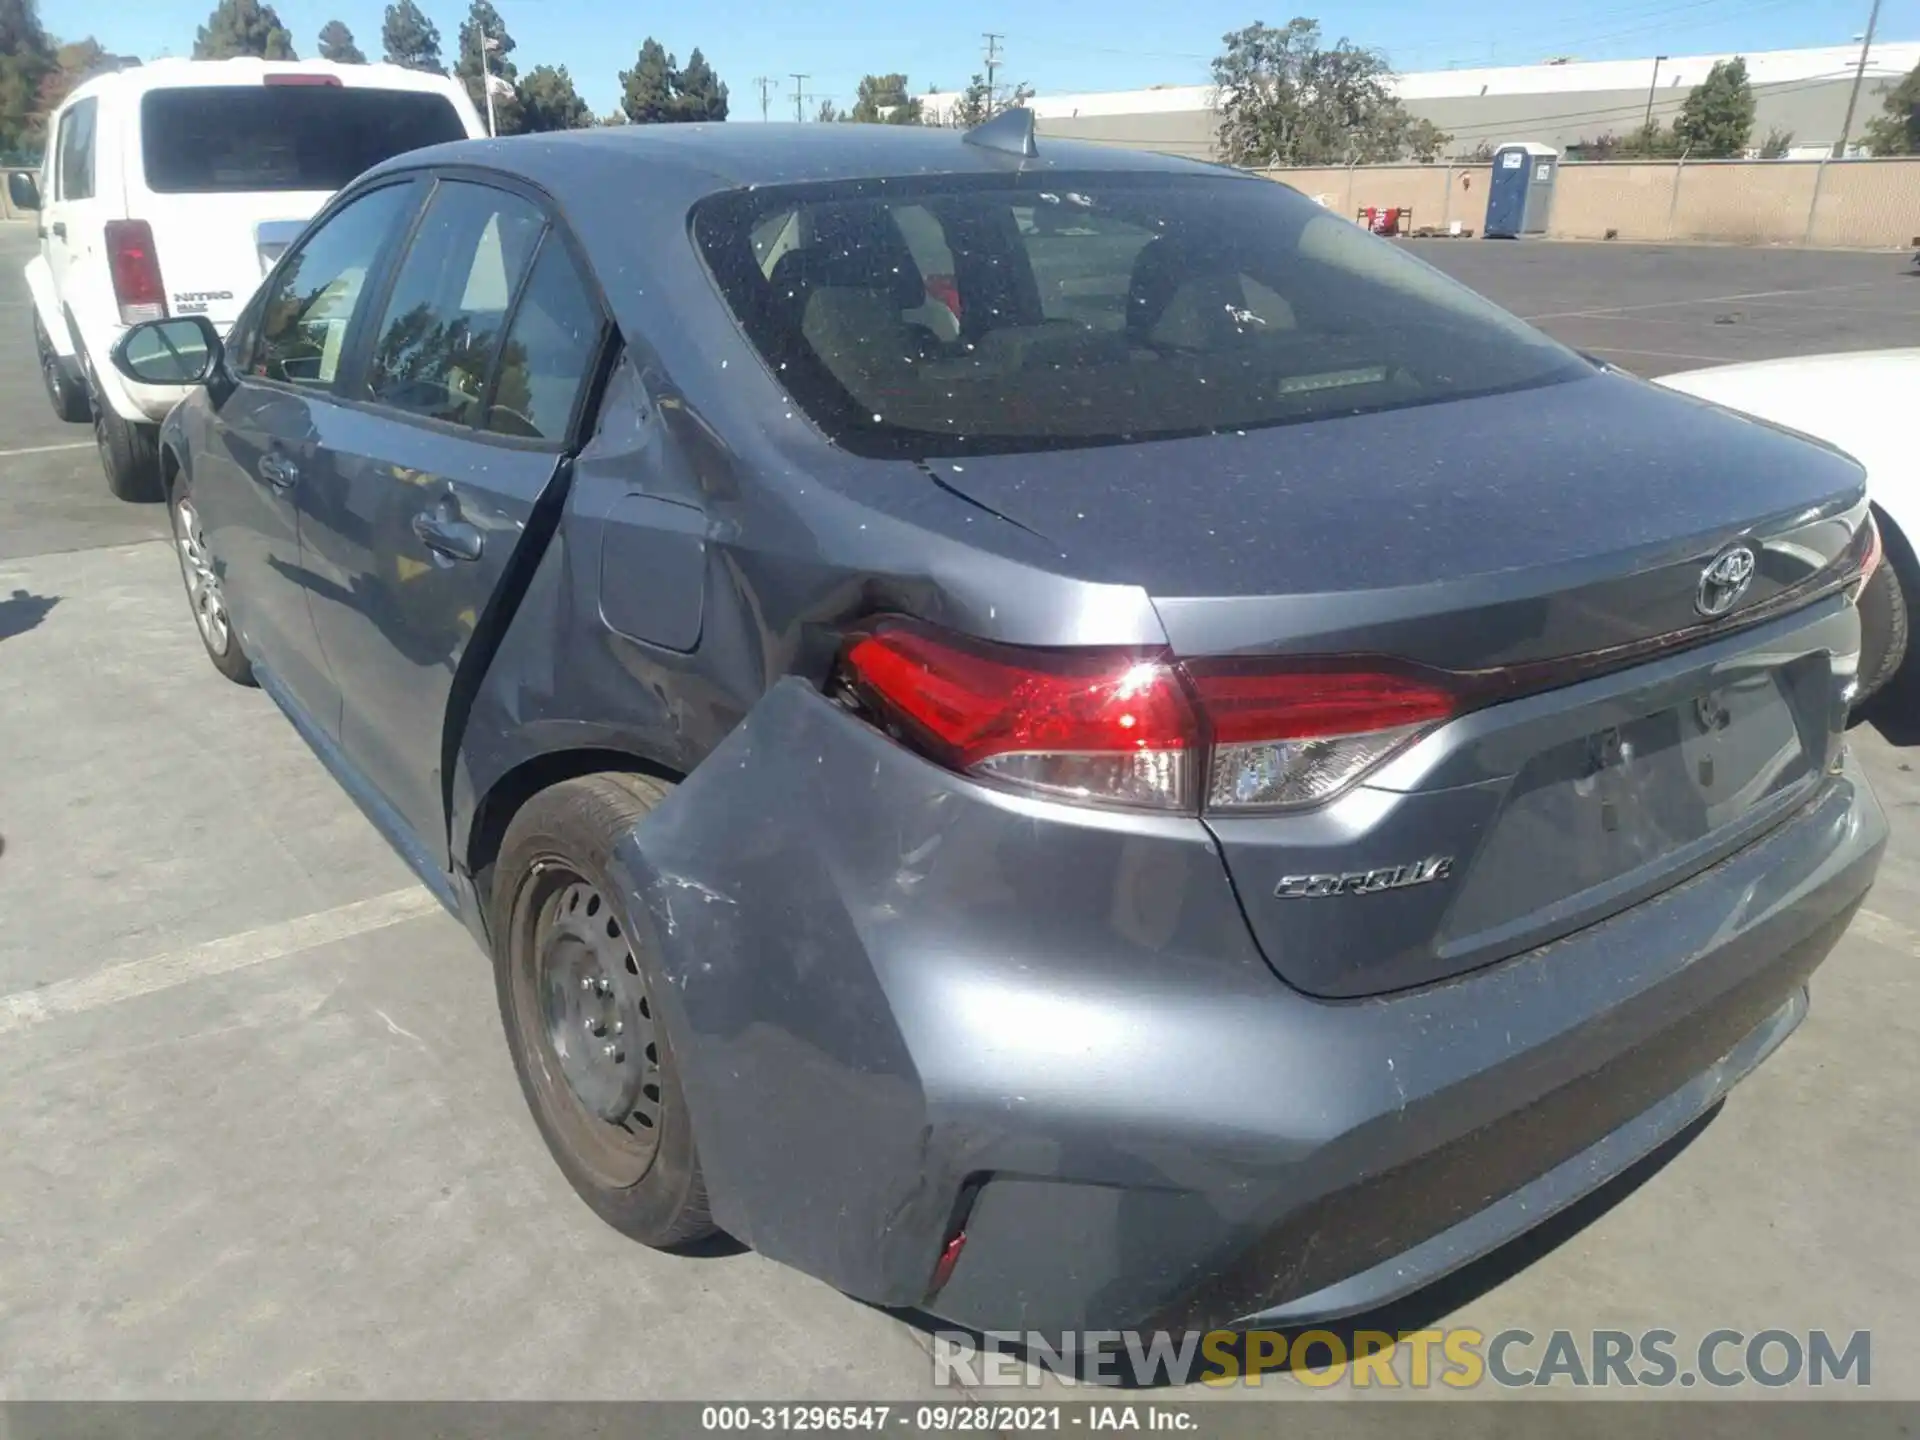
[1696, 544, 1757, 618]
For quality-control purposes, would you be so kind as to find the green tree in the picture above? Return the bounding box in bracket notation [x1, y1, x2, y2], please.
[456, 0, 519, 132]
[619, 38, 675, 123]
[1671, 56, 1754, 157]
[814, 97, 840, 123]
[516, 63, 590, 131]
[381, 0, 442, 73]
[1759, 126, 1794, 159]
[1863, 61, 1920, 156]
[1210, 18, 1425, 166]
[317, 19, 364, 63]
[0, 0, 55, 158]
[193, 0, 296, 60]
[849, 73, 921, 124]
[672, 46, 727, 121]
[944, 71, 1034, 126]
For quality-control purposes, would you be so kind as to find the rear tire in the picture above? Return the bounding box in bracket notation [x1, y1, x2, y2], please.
[34, 313, 89, 423]
[490, 772, 715, 1249]
[87, 359, 162, 502]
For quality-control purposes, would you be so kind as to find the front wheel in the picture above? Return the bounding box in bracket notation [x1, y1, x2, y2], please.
[490, 772, 715, 1248]
[169, 468, 255, 686]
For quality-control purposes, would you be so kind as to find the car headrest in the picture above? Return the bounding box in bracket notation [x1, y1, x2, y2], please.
[768, 206, 926, 314]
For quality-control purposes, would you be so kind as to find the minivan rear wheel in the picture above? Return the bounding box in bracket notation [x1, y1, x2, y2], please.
[491, 773, 716, 1248]
[87, 360, 162, 503]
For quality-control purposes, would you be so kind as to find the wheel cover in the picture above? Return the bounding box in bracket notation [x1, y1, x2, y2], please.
[173, 495, 231, 655]
[517, 870, 664, 1186]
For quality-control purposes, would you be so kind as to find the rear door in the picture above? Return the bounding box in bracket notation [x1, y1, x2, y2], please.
[43, 96, 100, 337]
[297, 176, 609, 866]
[130, 78, 471, 329]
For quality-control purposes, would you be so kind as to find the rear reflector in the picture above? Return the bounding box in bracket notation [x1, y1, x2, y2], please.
[104, 219, 166, 325]
[838, 620, 1456, 813]
[265, 73, 343, 85]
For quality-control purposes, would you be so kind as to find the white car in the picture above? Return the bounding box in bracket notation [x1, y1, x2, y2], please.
[1656, 350, 1917, 707]
[6, 57, 484, 500]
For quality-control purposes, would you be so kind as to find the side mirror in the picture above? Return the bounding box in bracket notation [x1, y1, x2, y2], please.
[6, 170, 39, 213]
[111, 315, 223, 387]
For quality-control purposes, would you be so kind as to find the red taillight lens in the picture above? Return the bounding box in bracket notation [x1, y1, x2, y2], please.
[839, 621, 1461, 813]
[841, 620, 1198, 810]
[104, 220, 166, 324]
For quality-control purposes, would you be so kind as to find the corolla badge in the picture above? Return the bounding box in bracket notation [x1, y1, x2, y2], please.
[1275, 856, 1454, 899]
[1696, 544, 1757, 618]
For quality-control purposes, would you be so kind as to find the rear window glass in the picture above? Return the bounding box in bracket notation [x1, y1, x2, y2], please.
[693, 173, 1587, 458]
[140, 85, 466, 195]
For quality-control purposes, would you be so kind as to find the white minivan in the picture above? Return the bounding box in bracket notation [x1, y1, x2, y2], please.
[7, 57, 485, 499]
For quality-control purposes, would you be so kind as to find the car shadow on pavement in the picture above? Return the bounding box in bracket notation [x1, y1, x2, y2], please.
[886, 1102, 1722, 1389]
[1854, 697, 1920, 748]
[0, 588, 58, 642]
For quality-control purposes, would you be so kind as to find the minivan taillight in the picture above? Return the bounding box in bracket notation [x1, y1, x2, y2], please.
[837, 619, 1459, 813]
[104, 220, 167, 324]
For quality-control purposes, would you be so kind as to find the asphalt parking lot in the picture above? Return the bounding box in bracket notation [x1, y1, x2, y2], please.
[2, 220, 1919, 1401]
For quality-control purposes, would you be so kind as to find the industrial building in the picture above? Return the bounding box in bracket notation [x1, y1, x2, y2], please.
[1013, 42, 1920, 163]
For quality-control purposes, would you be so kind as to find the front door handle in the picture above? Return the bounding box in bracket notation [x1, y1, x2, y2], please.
[50, 221, 65, 240]
[256, 452, 298, 490]
[412, 506, 485, 563]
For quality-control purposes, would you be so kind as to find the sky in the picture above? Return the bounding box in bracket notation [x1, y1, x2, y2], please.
[66, 0, 1920, 119]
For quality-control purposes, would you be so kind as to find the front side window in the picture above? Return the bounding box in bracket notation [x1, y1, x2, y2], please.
[56, 98, 97, 202]
[254, 182, 417, 388]
[694, 172, 1587, 458]
[140, 86, 467, 195]
[363, 181, 546, 426]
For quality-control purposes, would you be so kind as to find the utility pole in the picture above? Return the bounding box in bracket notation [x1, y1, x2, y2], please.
[982, 32, 1002, 115]
[479, 26, 497, 137]
[791, 73, 809, 122]
[1837, 0, 1883, 158]
[1641, 54, 1666, 138]
[754, 76, 776, 122]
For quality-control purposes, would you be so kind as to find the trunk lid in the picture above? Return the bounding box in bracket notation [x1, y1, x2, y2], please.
[928, 370, 1869, 996]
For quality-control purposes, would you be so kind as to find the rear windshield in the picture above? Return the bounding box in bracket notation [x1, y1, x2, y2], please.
[140, 85, 466, 194]
[693, 172, 1588, 457]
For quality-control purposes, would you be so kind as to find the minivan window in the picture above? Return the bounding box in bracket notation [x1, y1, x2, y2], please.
[140, 86, 466, 195]
[57, 98, 97, 202]
[693, 173, 1588, 458]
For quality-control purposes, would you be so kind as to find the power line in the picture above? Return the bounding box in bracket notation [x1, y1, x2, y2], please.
[791, 72, 809, 122]
[753, 75, 777, 123]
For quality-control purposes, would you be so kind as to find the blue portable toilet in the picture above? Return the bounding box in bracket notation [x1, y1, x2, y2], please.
[1484, 143, 1559, 239]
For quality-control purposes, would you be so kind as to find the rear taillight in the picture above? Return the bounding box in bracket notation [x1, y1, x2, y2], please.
[837, 619, 1458, 813]
[1187, 660, 1457, 810]
[104, 220, 166, 324]
[841, 622, 1197, 810]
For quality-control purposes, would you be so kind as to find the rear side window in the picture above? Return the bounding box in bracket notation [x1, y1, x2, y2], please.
[56, 98, 97, 202]
[254, 183, 416, 387]
[486, 240, 603, 441]
[693, 173, 1586, 458]
[364, 181, 546, 426]
[139, 86, 467, 195]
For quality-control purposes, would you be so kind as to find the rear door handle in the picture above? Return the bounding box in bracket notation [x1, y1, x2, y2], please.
[412, 507, 485, 563]
[256, 452, 298, 490]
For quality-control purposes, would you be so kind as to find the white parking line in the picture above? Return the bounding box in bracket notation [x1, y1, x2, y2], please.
[0, 441, 94, 459]
[1523, 282, 1879, 323]
[0, 888, 445, 1034]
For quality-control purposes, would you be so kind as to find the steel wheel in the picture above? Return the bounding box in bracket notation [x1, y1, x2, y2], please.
[172, 494, 231, 656]
[512, 867, 665, 1189]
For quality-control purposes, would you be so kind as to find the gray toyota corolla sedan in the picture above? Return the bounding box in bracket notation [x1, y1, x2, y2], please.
[112, 112, 1886, 1334]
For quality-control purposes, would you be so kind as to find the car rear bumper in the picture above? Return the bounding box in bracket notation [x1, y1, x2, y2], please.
[608, 680, 1885, 1334]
